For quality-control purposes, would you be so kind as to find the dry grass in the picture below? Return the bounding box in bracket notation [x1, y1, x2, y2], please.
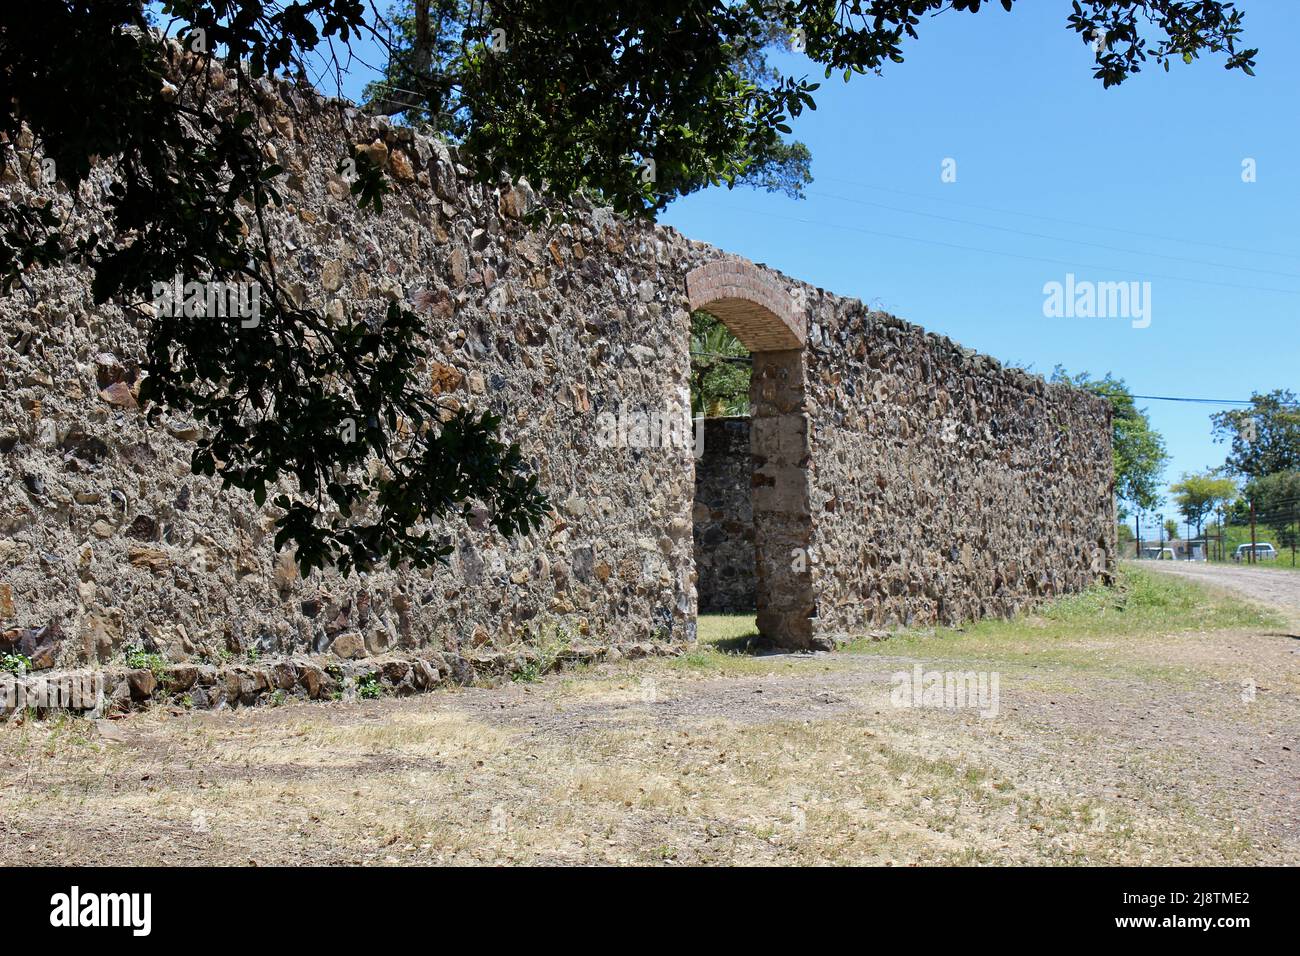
[2, 568, 1296, 866]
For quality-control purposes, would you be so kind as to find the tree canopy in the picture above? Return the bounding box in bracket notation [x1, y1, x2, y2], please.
[1210, 389, 1300, 481]
[690, 312, 751, 417]
[366, 2, 815, 202]
[358, 0, 1256, 216]
[1170, 472, 1237, 540]
[1243, 470, 1300, 560]
[0, 1, 1258, 575]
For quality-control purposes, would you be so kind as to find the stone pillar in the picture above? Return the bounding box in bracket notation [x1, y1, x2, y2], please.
[750, 350, 818, 648]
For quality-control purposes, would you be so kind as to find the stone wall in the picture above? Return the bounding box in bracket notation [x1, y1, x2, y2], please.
[0, 65, 1116, 697]
[801, 298, 1116, 644]
[686, 318, 1117, 639]
[687, 267, 1117, 650]
[1, 72, 700, 688]
[692, 417, 754, 613]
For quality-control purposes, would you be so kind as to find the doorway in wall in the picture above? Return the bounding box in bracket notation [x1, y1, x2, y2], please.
[686, 261, 815, 649]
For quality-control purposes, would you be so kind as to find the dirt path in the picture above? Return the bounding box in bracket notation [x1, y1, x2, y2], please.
[1138, 561, 1300, 623]
[3, 636, 1297, 865]
[3, 572, 1298, 866]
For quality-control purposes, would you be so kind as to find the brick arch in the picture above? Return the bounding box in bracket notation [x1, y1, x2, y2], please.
[686, 258, 818, 649]
[686, 259, 806, 352]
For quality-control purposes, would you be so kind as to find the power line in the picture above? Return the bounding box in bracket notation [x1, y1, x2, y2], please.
[1248, 499, 1300, 511]
[818, 175, 1300, 263]
[1129, 394, 1300, 407]
[805, 189, 1300, 282]
[691, 356, 1293, 409]
[720, 204, 1300, 298]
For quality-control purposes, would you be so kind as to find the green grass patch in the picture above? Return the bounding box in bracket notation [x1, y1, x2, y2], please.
[670, 613, 790, 675]
[843, 566, 1282, 673]
[695, 614, 760, 650]
[686, 568, 1280, 681]
[1204, 558, 1300, 573]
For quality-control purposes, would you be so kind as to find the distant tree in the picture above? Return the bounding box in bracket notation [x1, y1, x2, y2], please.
[1245, 470, 1300, 565]
[1052, 368, 1169, 519]
[690, 311, 750, 416]
[1164, 518, 1179, 541]
[365, 0, 474, 134]
[1210, 389, 1300, 480]
[1170, 472, 1238, 543]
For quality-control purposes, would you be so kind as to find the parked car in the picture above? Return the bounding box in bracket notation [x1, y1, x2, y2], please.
[1141, 547, 1176, 560]
[1233, 543, 1278, 562]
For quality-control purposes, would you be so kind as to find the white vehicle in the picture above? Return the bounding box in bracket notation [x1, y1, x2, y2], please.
[1233, 543, 1277, 562]
[1141, 547, 1175, 560]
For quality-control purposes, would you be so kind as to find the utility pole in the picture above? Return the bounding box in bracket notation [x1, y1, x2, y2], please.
[1135, 513, 1142, 559]
[1157, 514, 1165, 558]
[1250, 498, 1257, 565]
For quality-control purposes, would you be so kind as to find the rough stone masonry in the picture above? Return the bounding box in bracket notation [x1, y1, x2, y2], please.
[693, 417, 756, 614]
[0, 69, 1115, 709]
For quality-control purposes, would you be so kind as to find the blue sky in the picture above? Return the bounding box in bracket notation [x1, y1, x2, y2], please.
[658, 3, 1299, 515]
[323, 3, 1298, 514]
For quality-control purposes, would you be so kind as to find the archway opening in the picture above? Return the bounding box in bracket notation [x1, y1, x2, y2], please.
[690, 309, 754, 616]
[686, 261, 814, 649]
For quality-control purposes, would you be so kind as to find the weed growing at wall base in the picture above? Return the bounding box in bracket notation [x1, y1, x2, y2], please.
[1, 652, 32, 675]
